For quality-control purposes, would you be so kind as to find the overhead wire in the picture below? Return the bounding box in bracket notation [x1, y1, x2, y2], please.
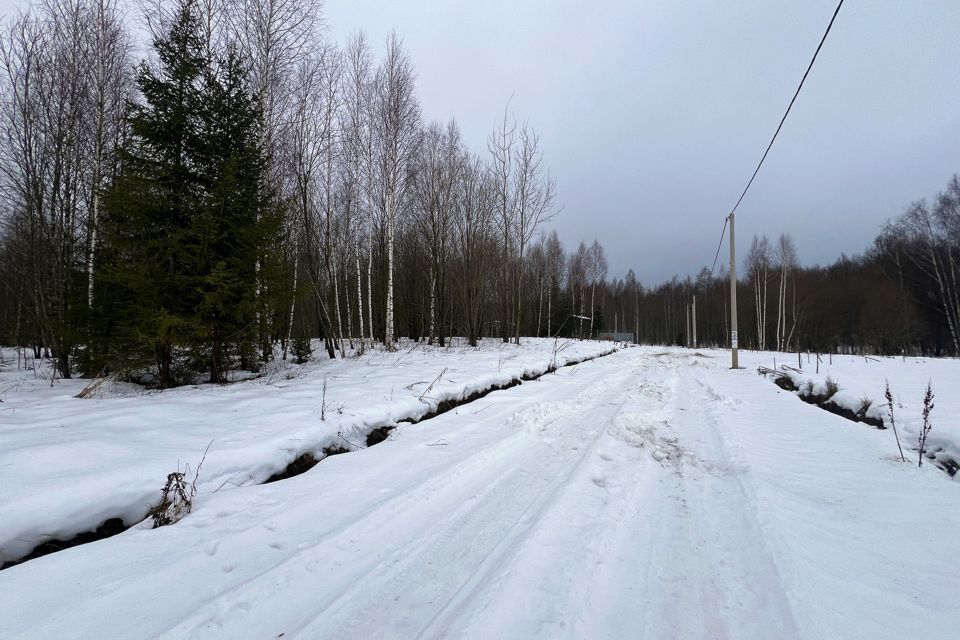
[695, 0, 844, 348]
[726, 0, 845, 218]
[708, 217, 729, 278]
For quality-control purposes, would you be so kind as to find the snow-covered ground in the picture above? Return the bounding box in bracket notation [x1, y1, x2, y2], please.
[0, 338, 613, 565]
[1, 346, 958, 639]
[743, 349, 960, 472]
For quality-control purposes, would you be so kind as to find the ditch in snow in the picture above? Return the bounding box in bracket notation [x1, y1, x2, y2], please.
[762, 367, 958, 478]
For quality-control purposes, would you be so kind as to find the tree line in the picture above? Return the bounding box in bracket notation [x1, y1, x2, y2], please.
[1, 0, 957, 388]
[589, 174, 960, 357]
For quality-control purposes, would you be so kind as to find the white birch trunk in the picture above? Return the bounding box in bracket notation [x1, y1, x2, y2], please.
[332, 262, 345, 358]
[761, 269, 768, 350]
[944, 250, 960, 354]
[355, 249, 365, 350]
[931, 246, 960, 354]
[775, 267, 783, 350]
[589, 281, 596, 339]
[344, 263, 353, 348]
[367, 239, 374, 342]
[283, 252, 299, 360]
[547, 283, 552, 336]
[385, 186, 396, 348]
[428, 264, 436, 344]
[536, 275, 543, 337]
[755, 275, 762, 350]
[635, 288, 639, 344]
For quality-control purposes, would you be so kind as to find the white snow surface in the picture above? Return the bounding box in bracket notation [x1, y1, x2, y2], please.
[760, 350, 960, 470]
[1, 346, 958, 639]
[0, 338, 612, 564]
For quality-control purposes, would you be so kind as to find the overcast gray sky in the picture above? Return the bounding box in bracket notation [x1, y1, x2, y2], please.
[323, 0, 960, 284]
[2, 0, 956, 285]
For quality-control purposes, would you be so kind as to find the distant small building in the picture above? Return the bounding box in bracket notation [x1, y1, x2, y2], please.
[599, 332, 634, 343]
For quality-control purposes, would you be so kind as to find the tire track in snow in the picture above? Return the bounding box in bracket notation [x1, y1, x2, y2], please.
[450, 350, 800, 639]
[153, 354, 637, 639]
[446, 361, 678, 639]
[286, 362, 639, 639]
[636, 357, 802, 639]
[403, 366, 647, 640]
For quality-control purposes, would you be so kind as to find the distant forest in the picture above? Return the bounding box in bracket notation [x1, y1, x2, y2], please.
[605, 174, 960, 358]
[0, 0, 957, 388]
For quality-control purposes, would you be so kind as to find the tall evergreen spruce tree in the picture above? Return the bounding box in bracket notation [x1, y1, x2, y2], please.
[194, 53, 277, 383]
[96, 0, 276, 386]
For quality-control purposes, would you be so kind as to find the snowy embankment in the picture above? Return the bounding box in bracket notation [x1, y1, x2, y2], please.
[0, 338, 614, 565]
[746, 350, 960, 475]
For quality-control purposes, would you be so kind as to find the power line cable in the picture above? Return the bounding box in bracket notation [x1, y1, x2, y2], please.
[698, 1, 843, 356]
[727, 0, 844, 217]
[708, 217, 729, 278]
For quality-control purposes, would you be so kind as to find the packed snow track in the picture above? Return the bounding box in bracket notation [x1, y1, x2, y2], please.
[1, 348, 957, 639]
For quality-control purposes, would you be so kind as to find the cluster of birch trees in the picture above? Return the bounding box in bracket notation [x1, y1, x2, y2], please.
[744, 233, 799, 352]
[875, 175, 960, 356]
[276, 28, 561, 359]
[0, 0, 132, 379]
[0, 0, 576, 385]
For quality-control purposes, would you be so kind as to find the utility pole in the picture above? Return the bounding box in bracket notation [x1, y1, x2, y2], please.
[729, 213, 739, 368]
[686, 303, 691, 348]
[692, 295, 697, 348]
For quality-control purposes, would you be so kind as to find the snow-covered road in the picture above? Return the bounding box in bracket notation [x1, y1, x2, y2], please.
[2, 348, 957, 639]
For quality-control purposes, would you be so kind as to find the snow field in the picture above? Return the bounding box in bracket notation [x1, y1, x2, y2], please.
[0, 347, 957, 639]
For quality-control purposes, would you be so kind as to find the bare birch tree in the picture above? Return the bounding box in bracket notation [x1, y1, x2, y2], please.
[0, 0, 132, 377]
[745, 234, 772, 350]
[84, 0, 133, 315]
[890, 199, 960, 355]
[372, 31, 419, 349]
[587, 239, 608, 338]
[544, 229, 565, 336]
[488, 104, 516, 343]
[412, 119, 460, 346]
[286, 50, 339, 359]
[568, 242, 589, 338]
[510, 123, 555, 344]
[775, 233, 798, 351]
[452, 152, 494, 346]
